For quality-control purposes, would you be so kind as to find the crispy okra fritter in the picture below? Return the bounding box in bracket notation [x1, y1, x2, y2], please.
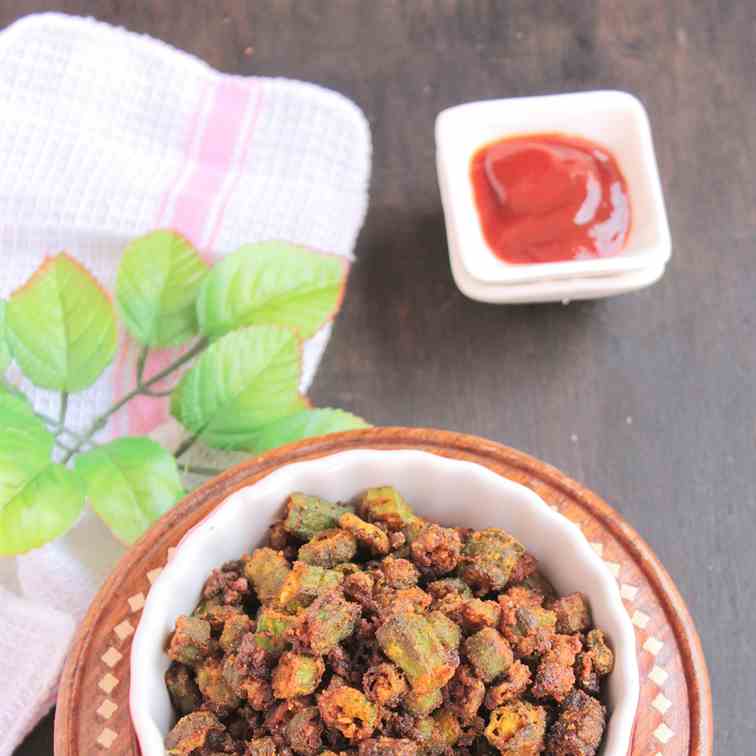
[165, 487, 614, 755]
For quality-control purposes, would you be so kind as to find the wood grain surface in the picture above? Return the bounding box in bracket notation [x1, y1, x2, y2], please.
[52, 428, 711, 756]
[4, 1, 751, 753]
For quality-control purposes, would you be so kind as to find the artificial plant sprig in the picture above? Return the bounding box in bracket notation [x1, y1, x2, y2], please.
[0, 231, 367, 556]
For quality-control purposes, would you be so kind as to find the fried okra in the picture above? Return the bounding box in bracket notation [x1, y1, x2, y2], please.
[271, 651, 325, 698]
[459, 529, 525, 594]
[164, 486, 613, 755]
[376, 611, 458, 694]
[485, 701, 547, 755]
[318, 681, 379, 740]
[298, 527, 358, 567]
[546, 689, 606, 756]
[165, 711, 224, 754]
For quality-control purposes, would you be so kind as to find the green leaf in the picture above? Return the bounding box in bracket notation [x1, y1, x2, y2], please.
[0, 393, 84, 555]
[171, 325, 307, 450]
[196, 241, 348, 342]
[243, 408, 370, 453]
[0, 300, 11, 373]
[75, 437, 184, 545]
[5, 253, 117, 392]
[116, 230, 209, 348]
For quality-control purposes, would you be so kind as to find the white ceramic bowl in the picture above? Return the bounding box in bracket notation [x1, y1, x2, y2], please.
[131, 449, 639, 755]
[436, 90, 671, 300]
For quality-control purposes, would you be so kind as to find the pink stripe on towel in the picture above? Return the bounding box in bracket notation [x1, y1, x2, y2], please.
[111, 77, 262, 437]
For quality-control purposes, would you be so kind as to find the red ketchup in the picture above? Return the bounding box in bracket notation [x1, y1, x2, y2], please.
[469, 133, 631, 264]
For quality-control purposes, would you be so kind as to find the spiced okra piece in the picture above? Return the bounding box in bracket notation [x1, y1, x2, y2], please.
[298, 527, 358, 568]
[546, 688, 606, 756]
[339, 511, 391, 555]
[444, 664, 484, 723]
[459, 528, 525, 595]
[165, 710, 225, 755]
[576, 628, 614, 694]
[244, 547, 291, 604]
[550, 592, 592, 634]
[376, 611, 458, 694]
[284, 705, 323, 755]
[410, 521, 462, 576]
[403, 686, 443, 716]
[427, 610, 462, 651]
[218, 611, 254, 654]
[276, 560, 342, 613]
[290, 588, 361, 655]
[484, 660, 532, 709]
[532, 633, 582, 703]
[195, 658, 241, 713]
[271, 650, 325, 698]
[167, 615, 212, 667]
[318, 682, 379, 741]
[464, 627, 513, 683]
[362, 661, 408, 707]
[359, 486, 419, 530]
[485, 700, 547, 755]
[283, 492, 352, 540]
[165, 662, 202, 716]
[253, 606, 296, 656]
[426, 576, 473, 602]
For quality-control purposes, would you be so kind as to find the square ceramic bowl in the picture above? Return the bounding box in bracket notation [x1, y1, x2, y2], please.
[436, 90, 671, 295]
[131, 449, 639, 755]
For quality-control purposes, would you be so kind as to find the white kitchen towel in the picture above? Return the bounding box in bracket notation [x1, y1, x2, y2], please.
[0, 12, 370, 753]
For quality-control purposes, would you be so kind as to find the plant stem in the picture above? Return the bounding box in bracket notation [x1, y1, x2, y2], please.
[174, 433, 200, 459]
[36, 411, 92, 447]
[140, 385, 175, 398]
[58, 391, 69, 428]
[55, 437, 80, 456]
[136, 345, 149, 386]
[180, 463, 224, 477]
[61, 338, 207, 463]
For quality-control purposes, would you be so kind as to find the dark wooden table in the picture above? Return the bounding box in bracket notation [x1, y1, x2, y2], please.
[7, 1, 751, 753]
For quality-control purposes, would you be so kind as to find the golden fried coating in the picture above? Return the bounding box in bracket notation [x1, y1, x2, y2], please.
[318, 682, 378, 741]
[484, 660, 532, 709]
[376, 611, 458, 694]
[550, 592, 592, 635]
[546, 689, 606, 756]
[298, 528, 358, 568]
[167, 615, 212, 667]
[363, 662, 408, 707]
[444, 664, 485, 723]
[576, 628, 614, 694]
[498, 586, 557, 659]
[410, 522, 462, 576]
[244, 547, 291, 605]
[459, 529, 525, 595]
[165, 662, 202, 716]
[339, 512, 391, 556]
[464, 628, 513, 683]
[532, 633, 582, 703]
[271, 651, 325, 699]
[165, 711, 224, 754]
[485, 701, 546, 755]
[195, 658, 240, 714]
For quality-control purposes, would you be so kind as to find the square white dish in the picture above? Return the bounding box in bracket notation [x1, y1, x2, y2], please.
[131, 449, 639, 756]
[436, 90, 671, 290]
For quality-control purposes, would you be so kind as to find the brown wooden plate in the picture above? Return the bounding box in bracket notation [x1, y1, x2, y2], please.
[54, 428, 712, 755]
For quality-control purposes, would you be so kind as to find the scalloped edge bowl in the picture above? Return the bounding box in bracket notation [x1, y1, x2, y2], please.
[131, 448, 639, 755]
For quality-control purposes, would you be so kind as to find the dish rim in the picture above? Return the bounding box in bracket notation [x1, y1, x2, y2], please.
[130, 447, 639, 756]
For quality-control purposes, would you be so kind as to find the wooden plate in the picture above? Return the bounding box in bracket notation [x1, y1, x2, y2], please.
[54, 428, 712, 755]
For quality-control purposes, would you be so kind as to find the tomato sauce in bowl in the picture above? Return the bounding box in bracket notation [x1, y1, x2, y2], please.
[470, 133, 631, 265]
